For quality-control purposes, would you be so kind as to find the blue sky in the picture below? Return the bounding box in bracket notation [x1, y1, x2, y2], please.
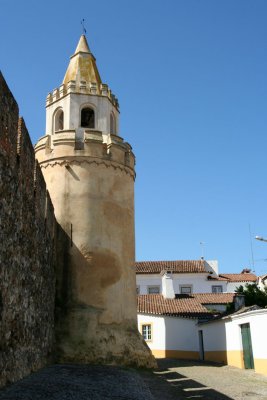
[1, 0, 267, 274]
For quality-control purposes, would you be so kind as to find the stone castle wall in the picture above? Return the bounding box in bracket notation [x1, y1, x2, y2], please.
[0, 72, 60, 387]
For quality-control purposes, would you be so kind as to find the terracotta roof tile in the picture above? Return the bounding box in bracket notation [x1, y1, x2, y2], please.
[137, 293, 234, 319]
[207, 276, 228, 281]
[219, 273, 257, 282]
[192, 293, 235, 304]
[135, 260, 207, 274]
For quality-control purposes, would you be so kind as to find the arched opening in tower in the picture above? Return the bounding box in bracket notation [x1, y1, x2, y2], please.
[81, 107, 95, 128]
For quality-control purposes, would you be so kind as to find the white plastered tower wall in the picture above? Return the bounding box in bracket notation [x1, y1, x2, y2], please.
[45, 87, 120, 138]
[35, 35, 155, 368]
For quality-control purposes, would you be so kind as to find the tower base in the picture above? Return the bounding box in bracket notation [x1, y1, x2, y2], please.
[55, 308, 156, 368]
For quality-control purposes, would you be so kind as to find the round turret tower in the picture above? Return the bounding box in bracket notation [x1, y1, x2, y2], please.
[35, 35, 154, 367]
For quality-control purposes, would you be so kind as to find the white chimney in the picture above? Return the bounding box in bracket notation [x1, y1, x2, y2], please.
[204, 260, 219, 276]
[162, 271, 175, 299]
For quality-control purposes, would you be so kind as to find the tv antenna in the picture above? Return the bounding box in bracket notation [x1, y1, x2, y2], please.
[200, 242, 205, 260]
[248, 223, 255, 272]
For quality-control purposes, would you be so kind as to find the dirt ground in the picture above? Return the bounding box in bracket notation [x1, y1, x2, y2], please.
[140, 358, 267, 400]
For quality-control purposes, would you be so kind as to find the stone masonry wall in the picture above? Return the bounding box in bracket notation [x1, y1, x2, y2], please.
[0, 72, 59, 387]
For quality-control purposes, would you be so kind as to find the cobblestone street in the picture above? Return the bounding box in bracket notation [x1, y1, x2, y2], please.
[0, 365, 153, 400]
[1, 359, 267, 399]
[141, 359, 267, 400]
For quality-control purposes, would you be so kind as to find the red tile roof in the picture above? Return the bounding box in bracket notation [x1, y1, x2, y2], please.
[193, 293, 235, 304]
[137, 293, 235, 319]
[219, 273, 257, 282]
[207, 276, 228, 281]
[135, 260, 207, 274]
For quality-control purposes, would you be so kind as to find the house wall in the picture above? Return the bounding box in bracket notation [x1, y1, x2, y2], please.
[258, 278, 266, 291]
[226, 281, 254, 293]
[204, 304, 227, 312]
[137, 275, 163, 294]
[138, 313, 199, 359]
[198, 319, 231, 365]
[199, 309, 267, 376]
[137, 274, 227, 294]
[205, 260, 218, 274]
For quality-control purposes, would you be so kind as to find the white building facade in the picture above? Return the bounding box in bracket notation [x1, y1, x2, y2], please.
[199, 308, 267, 376]
[136, 260, 257, 295]
[137, 272, 235, 361]
[138, 313, 199, 359]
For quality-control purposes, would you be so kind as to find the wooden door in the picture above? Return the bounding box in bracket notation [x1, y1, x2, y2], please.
[240, 323, 254, 369]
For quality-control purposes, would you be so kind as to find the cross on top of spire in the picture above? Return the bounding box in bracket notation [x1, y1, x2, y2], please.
[81, 19, 87, 35]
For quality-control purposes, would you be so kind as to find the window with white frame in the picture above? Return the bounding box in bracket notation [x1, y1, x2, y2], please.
[142, 324, 152, 341]
[180, 285, 192, 294]
[148, 286, 160, 294]
[212, 285, 223, 293]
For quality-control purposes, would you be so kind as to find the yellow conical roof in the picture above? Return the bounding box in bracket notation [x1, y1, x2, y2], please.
[74, 34, 91, 53]
[62, 35, 102, 87]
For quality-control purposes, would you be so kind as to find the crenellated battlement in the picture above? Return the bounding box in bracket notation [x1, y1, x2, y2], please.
[46, 81, 119, 110]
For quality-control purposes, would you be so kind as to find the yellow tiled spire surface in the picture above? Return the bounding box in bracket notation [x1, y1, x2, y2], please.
[63, 35, 102, 88]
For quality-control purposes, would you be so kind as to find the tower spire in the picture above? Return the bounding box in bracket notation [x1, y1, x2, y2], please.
[62, 34, 101, 87]
[74, 34, 91, 55]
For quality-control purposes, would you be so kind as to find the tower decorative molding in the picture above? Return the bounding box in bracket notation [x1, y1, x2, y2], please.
[39, 159, 136, 180]
[35, 35, 155, 368]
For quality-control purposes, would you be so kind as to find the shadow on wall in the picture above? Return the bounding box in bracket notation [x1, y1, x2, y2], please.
[142, 358, 234, 400]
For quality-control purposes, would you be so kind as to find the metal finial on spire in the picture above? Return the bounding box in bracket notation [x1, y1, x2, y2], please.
[81, 19, 87, 35]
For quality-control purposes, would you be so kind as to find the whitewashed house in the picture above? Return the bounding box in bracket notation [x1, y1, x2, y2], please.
[257, 274, 267, 291]
[137, 272, 235, 360]
[135, 260, 257, 295]
[136, 260, 265, 375]
[219, 270, 257, 292]
[198, 307, 267, 376]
